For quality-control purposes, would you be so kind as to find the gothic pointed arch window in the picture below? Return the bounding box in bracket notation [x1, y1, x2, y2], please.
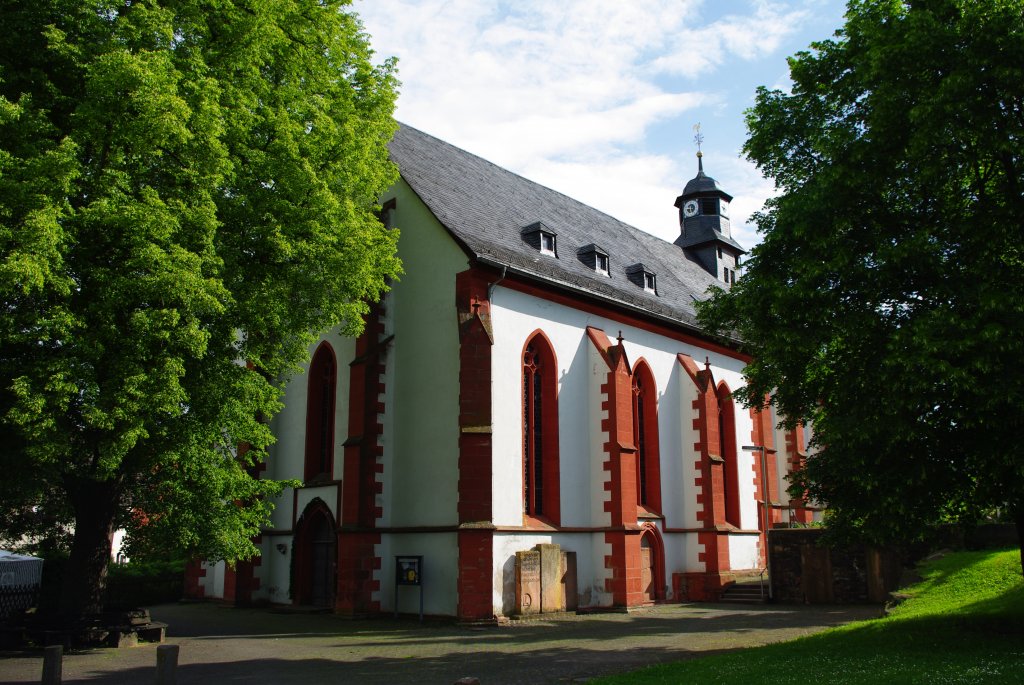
[522, 331, 560, 525]
[304, 342, 337, 482]
[631, 360, 662, 513]
[717, 381, 741, 527]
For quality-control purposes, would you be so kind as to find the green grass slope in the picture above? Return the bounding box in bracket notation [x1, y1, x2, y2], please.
[594, 549, 1024, 685]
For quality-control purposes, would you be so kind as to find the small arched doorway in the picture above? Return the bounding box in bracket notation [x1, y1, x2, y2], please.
[639, 526, 666, 603]
[640, 536, 656, 602]
[293, 500, 337, 608]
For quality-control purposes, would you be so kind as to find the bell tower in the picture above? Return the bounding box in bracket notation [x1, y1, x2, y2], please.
[673, 125, 746, 285]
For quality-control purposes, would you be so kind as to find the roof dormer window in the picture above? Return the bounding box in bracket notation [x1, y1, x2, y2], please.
[577, 244, 610, 276]
[521, 221, 558, 257]
[626, 263, 657, 295]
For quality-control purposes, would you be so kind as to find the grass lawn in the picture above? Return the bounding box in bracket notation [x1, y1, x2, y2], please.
[594, 548, 1024, 684]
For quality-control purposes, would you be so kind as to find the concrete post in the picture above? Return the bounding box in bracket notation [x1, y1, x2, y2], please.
[41, 645, 62, 685]
[155, 644, 179, 685]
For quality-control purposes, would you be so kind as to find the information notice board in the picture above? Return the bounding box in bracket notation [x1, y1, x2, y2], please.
[394, 555, 423, 621]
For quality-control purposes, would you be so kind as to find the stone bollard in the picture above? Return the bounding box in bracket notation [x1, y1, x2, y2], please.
[454, 678, 480, 685]
[155, 644, 179, 685]
[41, 645, 62, 685]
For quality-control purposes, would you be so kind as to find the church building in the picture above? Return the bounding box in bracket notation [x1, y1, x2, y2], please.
[184, 124, 815, 621]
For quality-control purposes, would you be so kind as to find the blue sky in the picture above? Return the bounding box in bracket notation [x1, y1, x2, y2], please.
[352, 0, 848, 249]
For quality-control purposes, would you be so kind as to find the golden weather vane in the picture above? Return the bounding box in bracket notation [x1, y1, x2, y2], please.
[693, 122, 704, 156]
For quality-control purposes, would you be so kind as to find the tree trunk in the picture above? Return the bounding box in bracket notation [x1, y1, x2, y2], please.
[59, 477, 120, 624]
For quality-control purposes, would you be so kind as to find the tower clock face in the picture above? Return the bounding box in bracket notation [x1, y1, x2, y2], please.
[683, 200, 699, 218]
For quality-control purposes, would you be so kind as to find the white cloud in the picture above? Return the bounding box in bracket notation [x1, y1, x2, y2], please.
[355, 1, 702, 154]
[353, 0, 839, 248]
[648, 2, 808, 78]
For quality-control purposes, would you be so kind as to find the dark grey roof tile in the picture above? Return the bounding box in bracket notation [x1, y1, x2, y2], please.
[388, 124, 726, 330]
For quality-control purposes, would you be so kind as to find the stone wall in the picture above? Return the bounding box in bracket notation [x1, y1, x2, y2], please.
[768, 529, 901, 604]
[964, 524, 1019, 550]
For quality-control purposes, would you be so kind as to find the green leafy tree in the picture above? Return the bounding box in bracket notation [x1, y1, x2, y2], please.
[0, 0, 400, 621]
[697, 0, 1024, 570]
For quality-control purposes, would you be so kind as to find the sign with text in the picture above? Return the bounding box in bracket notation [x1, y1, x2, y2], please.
[396, 556, 422, 586]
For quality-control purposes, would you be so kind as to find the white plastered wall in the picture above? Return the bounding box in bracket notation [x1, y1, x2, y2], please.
[489, 284, 761, 609]
[257, 535, 292, 605]
[378, 179, 464, 529]
[376, 533, 459, 616]
[198, 560, 226, 599]
[723, 379, 761, 571]
[772, 406, 794, 522]
[491, 532, 607, 614]
[491, 286, 752, 522]
[372, 179, 468, 614]
[733, 406, 759, 532]
[672, 368, 705, 573]
[586, 341, 613, 605]
[254, 331, 353, 603]
[729, 535, 761, 571]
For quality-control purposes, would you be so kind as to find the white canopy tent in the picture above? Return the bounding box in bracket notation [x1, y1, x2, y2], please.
[0, 550, 42, 587]
[0, 550, 43, 618]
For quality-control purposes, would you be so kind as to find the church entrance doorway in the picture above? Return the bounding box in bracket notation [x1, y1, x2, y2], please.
[309, 514, 336, 607]
[293, 500, 337, 608]
[640, 535, 656, 602]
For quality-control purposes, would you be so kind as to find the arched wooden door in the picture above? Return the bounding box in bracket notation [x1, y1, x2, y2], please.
[640, 536, 656, 603]
[310, 514, 336, 608]
[293, 501, 337, 608]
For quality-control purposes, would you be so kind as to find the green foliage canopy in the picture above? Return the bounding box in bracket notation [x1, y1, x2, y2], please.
[0, 0, 399, 613]
[698, 0, 1024, 545]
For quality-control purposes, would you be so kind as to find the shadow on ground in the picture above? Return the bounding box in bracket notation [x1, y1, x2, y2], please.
[0, 601, 879, 685]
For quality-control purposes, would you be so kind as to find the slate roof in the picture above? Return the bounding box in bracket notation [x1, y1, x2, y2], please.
[388, 124, 731, 333]
[682, 168, 728, 197]
[675, 217, 747, 252]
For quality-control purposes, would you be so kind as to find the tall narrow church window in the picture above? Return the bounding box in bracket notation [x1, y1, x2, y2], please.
[304, 342, 337, 482]
[522, 332, 560, 524]
[523, 344, 543, 513]
[718, 382, 741, 527]
[632, 361, 662, 513]
[635, 374, 647, 503]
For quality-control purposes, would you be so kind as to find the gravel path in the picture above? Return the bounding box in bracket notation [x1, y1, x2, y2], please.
[0, 601, 879, 684]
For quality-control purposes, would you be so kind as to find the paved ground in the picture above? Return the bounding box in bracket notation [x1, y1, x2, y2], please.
[0, 601, 879, 684]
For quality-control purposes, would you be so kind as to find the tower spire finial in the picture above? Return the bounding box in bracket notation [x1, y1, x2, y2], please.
[693, 122, 704, 173]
